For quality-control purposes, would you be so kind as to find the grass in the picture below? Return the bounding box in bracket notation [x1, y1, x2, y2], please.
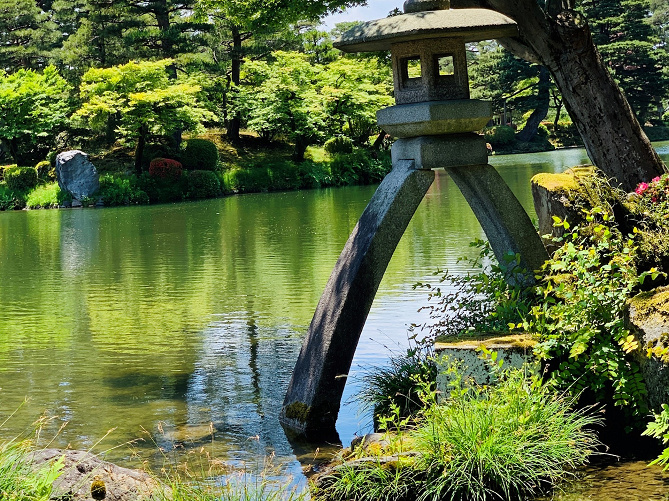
[315, 363, 602, 501]
[25, 183, 68, 209]
[356, 346, 438, 425]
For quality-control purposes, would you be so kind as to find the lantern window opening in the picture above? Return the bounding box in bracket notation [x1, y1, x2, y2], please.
[400, 56, 423, 88]
[435, 54, 455, 77]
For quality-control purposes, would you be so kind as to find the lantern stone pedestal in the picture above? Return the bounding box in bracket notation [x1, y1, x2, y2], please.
[280, 0, 549, 437]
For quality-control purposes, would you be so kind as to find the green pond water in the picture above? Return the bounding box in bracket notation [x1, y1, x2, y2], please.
[2, 144, 669, 497]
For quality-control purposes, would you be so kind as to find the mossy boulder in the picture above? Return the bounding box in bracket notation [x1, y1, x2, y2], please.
[531, 166, 595, 253]
[628, 287, 669, 409]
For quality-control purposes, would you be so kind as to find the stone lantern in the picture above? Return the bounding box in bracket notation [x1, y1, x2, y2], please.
[280, 0, 548, 438]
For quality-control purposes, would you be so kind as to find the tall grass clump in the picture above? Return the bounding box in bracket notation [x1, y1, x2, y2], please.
[314, 363, 602, 501]
[357, 346, 437, 424]
[0, 440, 62, 500]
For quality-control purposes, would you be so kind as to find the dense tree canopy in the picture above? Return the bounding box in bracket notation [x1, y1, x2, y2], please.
[0, 66, 71, 164]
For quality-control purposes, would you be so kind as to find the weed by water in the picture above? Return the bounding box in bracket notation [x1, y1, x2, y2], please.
[315, 363, 602, 501]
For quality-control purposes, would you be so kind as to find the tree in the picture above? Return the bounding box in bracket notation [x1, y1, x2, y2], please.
[319, 56, 394, 145]
[456, 0, 666, 192]
[73, 59, 215, 173]
[0, 0, 59, 71]
[239, 51, 393, 159]
[582, 0, 668, 124]
[195, 0, 366, 140]
[239, 51, 326, 160]
[0, 66, 72, 164]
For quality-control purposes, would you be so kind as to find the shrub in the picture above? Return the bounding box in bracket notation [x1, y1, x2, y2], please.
[221, 167, 271, 193]
[297, 161, 331, 188]
[329, 150, 392, 186]
[35, 160, 55, 182]
[5, 166, 38, 192]
[324, 136, 354, 155]
[357, 346, 438, 424]
[0, 164, 16, 181]
[187, 170, 220, 199]
[483, 125, 515, 148]
[0, 184, 25, 210]
[149, 158, 183, 182]
[182, 139, 219, 171]
[98, 174, 149, 206]
[141, 140, 179, 171]
[138, 172, 187, 203]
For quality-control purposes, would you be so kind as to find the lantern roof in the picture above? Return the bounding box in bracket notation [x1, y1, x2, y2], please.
[334, 8, 518, 53]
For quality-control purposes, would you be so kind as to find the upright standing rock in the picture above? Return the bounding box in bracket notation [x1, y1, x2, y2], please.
[56, 150, 100, 200]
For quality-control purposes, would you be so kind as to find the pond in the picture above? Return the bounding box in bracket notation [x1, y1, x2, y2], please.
[1, 144, 668, 498]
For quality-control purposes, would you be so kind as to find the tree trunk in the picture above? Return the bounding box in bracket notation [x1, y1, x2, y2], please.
[227, 25, 242, 142]
[135, 125, 149, 175]
[552, 91, 563, 132]
[293, 136, 309, 162]
[517, 66, 550, 142]
[459, 0, 667, 191]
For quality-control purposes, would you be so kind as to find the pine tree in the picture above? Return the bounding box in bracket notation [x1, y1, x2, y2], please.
[582, 0, 668, 123]
[0, 0, 59, 70]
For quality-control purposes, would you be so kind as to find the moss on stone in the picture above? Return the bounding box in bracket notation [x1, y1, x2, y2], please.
[630, 286, 669, 320]
[531, 166, 595, 193]
[284, 401, 311, 422]
[434, 333, 536, 351]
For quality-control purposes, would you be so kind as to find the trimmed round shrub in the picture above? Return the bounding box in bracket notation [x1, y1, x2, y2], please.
[0, 164, 17, 182]
[182, 139, 219, 171]
[187, 170, 221, 199]
[35, 160, 55, 181]
[5, 167, 38, 192]
[324, 136, 354, 155]
[149, 158, 183, 182]
[141, 140, 179, 171]
[484, 125, 516, 147]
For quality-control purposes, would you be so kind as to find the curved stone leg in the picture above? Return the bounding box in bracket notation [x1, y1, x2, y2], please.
[280, 160, 435, 437]
[446, 164, 549, 281]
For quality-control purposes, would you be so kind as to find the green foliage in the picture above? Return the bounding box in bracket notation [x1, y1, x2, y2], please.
[581, 0, 668, 123]
[324, 136, 353, 155]
[35, 160, 54, 182]
[524, 209, 651, 420]
[239, 51, 392, 159]
[0, 184, 26, 210]
[357, 347, 438, 424]
[221, 166, 272, 193]
[74, 60, 215, 149]
[415, 240, 534, 341]
[328, 150, 391, 186]
[5, 167, 38, 192]
[25, 183, 69, 209]
[98, 174, 149, 206]
[316, 363, 601, 501]
[0, 67, 72, 164]
[187, 170, 220, 199]
[0, 164, 17, 181]
[138, 172, 188, 204]
[182, 138, 218, 171]
[483, 125, 515, 148]
[0, 440, 63, 501]
[643, 403, 669, 469]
